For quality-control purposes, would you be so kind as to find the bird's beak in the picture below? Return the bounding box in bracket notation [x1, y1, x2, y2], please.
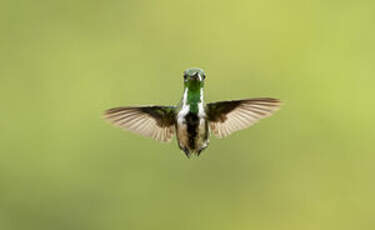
[191, 73, 201, 81]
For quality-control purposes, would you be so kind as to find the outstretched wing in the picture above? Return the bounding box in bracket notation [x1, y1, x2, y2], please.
[104, 106, 176, 142]
[206, 98, 281, 138]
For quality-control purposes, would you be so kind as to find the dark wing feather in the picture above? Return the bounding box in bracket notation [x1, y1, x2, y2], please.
[104, 106, 176, 142]
[206, 98, 281, 138]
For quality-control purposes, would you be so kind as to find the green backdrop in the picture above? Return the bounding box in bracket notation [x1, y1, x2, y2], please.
[1, 0, 374, 229]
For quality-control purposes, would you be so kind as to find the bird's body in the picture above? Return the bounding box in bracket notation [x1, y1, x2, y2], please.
[105, 68, 281, 158]
[176, 82, 209, 155]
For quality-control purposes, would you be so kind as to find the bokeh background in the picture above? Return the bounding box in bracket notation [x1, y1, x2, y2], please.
[1, 0, 374, 229]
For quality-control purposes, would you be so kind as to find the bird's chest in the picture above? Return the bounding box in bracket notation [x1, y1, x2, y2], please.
[176, 104, 207, 151]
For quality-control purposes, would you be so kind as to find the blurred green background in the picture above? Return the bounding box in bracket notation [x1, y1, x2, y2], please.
[1, 0, 374, 229]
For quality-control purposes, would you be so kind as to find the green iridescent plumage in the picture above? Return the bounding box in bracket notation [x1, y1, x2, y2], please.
[104, 67, 281, 157]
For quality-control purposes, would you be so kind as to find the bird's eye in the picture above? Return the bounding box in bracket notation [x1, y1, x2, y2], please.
[184, 74, 188, 80]
[202, 74, 206, 80]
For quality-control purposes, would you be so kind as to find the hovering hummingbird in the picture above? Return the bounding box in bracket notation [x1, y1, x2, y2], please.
[104, 68, 281, 157]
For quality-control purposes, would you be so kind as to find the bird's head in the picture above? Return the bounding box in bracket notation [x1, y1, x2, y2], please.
[183, 67, 206, 90]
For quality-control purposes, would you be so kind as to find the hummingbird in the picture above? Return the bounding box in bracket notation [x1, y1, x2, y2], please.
[104, 68, 281, 158]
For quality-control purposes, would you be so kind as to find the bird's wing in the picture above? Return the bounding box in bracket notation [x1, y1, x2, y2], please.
[206, 98, 281, 138]
[104, 106, 176, 142]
